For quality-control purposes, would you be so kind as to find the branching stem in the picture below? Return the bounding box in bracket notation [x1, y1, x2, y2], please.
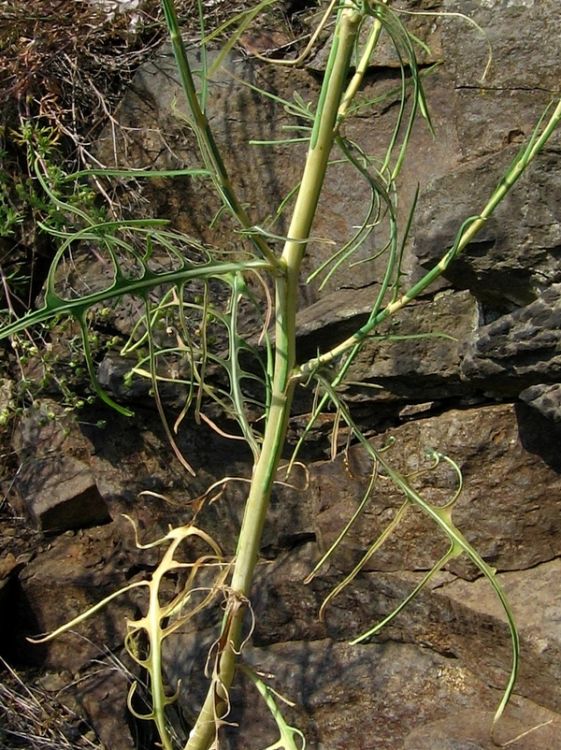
[296, 96, 561, 379]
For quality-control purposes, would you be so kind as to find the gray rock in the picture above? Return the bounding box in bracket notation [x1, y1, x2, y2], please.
[93, 43, 449, 308]
[412, 148, 561, 307]
[92, 0, 561, 320]
[235, 640, 492, 750]
[296, 288, 478, 404]
[321, 561, 561, 715]
[461, 284, 561, 392]
[441, 0, 561, 163]
[306, 0, 442, 72]
[97, 45, 367, 303]
[519, 383, 561, 422]
[443, 0, 561, 92]
[450, 87, 554, 162]
[343, 289, 479, 401]
[97, 353, 151, 401]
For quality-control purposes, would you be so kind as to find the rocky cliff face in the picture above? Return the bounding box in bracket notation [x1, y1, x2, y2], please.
[2, 2, 561, 749]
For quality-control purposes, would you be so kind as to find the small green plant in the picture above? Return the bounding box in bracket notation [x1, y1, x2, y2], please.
[1, 1, 560, 749]
[0, 122, 118, 420]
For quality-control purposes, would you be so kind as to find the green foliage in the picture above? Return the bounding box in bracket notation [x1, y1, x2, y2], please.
[0, 122, 116, 420]
[0, 122, 102, 297]
[1, 1, 560, 749]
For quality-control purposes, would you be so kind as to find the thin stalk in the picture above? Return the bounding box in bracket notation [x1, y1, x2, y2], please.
[148, 567, 173, 750]
[183, 5, 363, 749]
[336, 8, 385, 130]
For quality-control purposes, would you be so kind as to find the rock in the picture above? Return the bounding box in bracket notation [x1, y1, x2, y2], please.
[153, 459, 314, 560]
[165, 633, 499, 750]
[8, 522, 143, 670]
[83, 405, 193, 504]
[3, 2, 561, 748]
[451, 87, 554, 163]
[519, 383, 561, 422]
[251, 543, 328, 646]
[403, 705, 561, 750]
[439, 1, 561, 163]
[235, 546, 561, 718]
[97, 353, 151, 402]
[295, 285, 379, 345]
[95, 46, 325, 283]
[310, 404, 561, 577]
[11, 401, 110, 533]
[0, 551, 18, 580]
[16, 456, 109, 534]
[93, 43, 455, 306]
[307, 0, 442, 72]
[91, 1, 560, 319]
[343, 289, 479, 401]
[234, 640, 494, 750]
[161, 543, 561, 747]
[443, 0, 561, 92]
[296, 288, 479, 403]
[309, 562, 561, 715]
[412, 148, 561, 307]
[439, 558, 561, 712]
[461, 284, 561, 393]
[77, 663, 138, 750]
[291, 288, 479, 418]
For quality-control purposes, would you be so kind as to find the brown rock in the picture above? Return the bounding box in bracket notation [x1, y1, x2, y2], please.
[310, 404, 561, 577]
[10, 523, 142, 671]
[16, 455, 109, 533]
[403, 705, 561, 750]
[77, 665, 137, 750]
[439, 558, 561, 712]
[165, 634, 499, 750]
[12, 401, 110, 533]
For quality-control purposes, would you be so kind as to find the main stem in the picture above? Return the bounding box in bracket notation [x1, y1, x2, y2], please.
[184, 5, 362, 749]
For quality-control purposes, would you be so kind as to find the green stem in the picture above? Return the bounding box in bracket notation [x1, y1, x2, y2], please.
[336, 9, 384, 130]
[183, 5, 362, 749]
